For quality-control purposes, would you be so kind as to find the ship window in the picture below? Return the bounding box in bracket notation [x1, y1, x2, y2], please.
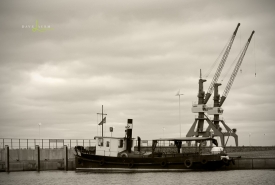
[106, 141, 110, 147]
[118, 139, 123, 148]
[98, 138, 103, 146]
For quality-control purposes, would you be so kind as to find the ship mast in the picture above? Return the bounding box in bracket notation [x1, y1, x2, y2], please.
[102, 105, 103, 138]
[97, 105, 107, 138]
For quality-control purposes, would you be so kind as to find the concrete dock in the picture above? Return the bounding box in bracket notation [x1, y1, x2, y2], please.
[225, 158, 275, 170]
[0, 145, 75, 172]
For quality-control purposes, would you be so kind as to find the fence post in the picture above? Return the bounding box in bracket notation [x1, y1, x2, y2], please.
[64, 145, 68, 171]
[27, 139, 28, 149]
[19, 139, 20, 149]
[252, 159, 254, 169]
[35, 145, 40, 172]
[5, 145, 9, 172]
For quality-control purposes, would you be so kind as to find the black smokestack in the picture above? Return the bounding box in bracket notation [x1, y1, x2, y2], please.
[126, 119, 133, 153]
[137, 136, 141, 152]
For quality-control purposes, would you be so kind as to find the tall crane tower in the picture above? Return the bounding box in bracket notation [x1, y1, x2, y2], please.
[186, 23, 240, 142]
[207, 31, 255, 146]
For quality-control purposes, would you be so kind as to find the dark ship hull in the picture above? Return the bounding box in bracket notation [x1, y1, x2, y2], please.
[75, 151, 232, 172]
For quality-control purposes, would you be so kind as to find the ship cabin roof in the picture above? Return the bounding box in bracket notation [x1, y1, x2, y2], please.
[153, 137, 217, 142]
[152, 137, 218, 146]
[94, 136, 135, 140]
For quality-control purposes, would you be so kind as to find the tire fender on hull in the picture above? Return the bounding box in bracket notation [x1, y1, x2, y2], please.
[121, 153, 128, 158]
[128, 160, 134, 168]
[184, 159, 193, 168]
[201, 158, 208, 165]
[99, 159, 105, 166]
[161, 160, 167, 167]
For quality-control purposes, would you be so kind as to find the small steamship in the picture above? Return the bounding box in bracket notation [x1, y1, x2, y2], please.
[75, 119, 235, 172]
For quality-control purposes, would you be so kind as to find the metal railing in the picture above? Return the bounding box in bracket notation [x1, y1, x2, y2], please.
[0, 138, 194, 149]
[136, 140, 177, 147]
[0, 138, 96, 149]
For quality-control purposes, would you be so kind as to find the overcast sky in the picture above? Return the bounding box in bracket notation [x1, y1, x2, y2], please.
[0, 0, 274, 146]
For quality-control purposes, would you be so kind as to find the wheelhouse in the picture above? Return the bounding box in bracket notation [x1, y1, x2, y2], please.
[94, 136, 135, 157]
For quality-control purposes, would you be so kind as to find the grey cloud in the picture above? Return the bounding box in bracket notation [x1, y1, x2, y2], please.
[0, 0, 274, 145]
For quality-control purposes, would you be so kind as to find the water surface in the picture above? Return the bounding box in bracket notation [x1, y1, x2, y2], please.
[0, 170, 275, 185]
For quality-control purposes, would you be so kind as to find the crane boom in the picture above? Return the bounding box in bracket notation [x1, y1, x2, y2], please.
[219, 31, 255, 107]
[204, 23, 240, 104]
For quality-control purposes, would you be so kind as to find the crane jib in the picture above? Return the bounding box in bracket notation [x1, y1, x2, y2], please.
[204, 23, 241, 104]
[219, 31, 255, 107]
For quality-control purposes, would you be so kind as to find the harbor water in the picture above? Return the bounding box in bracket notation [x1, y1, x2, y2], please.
[0, 170, 275, 185]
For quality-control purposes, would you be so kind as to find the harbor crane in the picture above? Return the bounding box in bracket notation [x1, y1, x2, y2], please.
[206, 31, 255, 146]
[186, 23, 240, 143]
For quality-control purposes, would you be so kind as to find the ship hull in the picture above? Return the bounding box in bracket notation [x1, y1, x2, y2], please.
[75, 153, 230, 172]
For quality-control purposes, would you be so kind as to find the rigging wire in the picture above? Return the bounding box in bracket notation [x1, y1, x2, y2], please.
[220, 44, 246, 83]
[254, 36, 257, 77]
[240, 26, 242, 54]
[204, 37, 231, 79]
[224, 129, 231, 147]
[239, 27, 242, 73]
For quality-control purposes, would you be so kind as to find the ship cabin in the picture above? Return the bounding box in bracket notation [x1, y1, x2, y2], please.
[94, 136, 135, 157]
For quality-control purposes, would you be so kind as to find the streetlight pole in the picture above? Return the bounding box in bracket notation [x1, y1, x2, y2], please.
[264, 133, 266, 146]
[162, 127, 165, 146]
[176, 90, 184, 137]
[249, 133, 251, 146]
[38, 123, 42, 145]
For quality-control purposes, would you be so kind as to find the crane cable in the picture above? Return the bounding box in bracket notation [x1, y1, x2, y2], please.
[204, 37, 231, 79]
[240, 27, 242, 73]
[221, 31, 256, 83]
[254, 36, 257, 77]
[224, 129, 231, 148]
[220, 44, 245, 83]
